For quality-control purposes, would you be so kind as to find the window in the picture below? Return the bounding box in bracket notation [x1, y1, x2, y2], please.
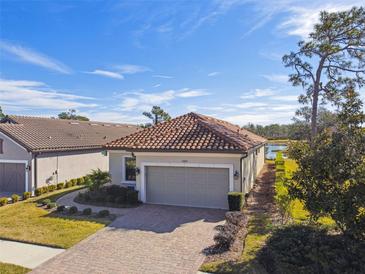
[125, 157, 136, 181]
[0, 139, 3, 154]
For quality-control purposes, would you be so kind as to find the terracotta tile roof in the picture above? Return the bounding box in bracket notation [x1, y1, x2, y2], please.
[106, 112, 267, 153]
[0, 116, 140, 153]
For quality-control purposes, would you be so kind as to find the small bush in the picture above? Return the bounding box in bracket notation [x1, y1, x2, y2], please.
[83, 193, 91, 201]
[57, 182, 65, 190]
[57, 205, 66, 212]
[214, 223, 239, 250]
[48, 184, 56, 192]
[82, 208, 92, 215]
[35, 188, 43, 196]
[47, 202, 57, 209]
[65, 181, 73, 188]
[126, 189, 138, 204]
[11, 194, 20, 203]
[23, 192, 31, 200]
[69, 206, 78, 214]
[42, 198, 51, 206]
[70, 179, 77, 186]
[41, 186, 49, 194]
[115, 196, 126, 204]
[77, 177, 85, 185]
[0, 197, 8, 206]
[97, 209, 110, 217]
[107, 195, 115, 203]
[228, 192, 243, 211]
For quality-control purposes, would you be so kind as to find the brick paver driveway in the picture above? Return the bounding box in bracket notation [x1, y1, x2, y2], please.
[31, 204, 225, 274]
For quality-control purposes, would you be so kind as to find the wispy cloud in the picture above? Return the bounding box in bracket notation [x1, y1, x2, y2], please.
[241, 88, 275, 99]
[120, 88, 210, 111]
[114, 64, 151, 74]
[153, 83, 161, 88]
[85, 69, 124, 80]
[262, 74, 288, 84]
[0, 78, 96, 110]
[152, 74, 174, 79]
[208, 71, 221, 77]
[0, 41, 71, 74]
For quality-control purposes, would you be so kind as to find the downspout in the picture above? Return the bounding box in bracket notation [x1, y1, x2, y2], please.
[240, 151, 248, 193]
[34, 153, 38, 190]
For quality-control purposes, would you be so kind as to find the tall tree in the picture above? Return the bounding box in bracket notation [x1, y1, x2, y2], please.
[0, 106, 6, 120]
[142, 106, 171, 127]
[283, 7, 365, 139]
[58, 109, 89, 121]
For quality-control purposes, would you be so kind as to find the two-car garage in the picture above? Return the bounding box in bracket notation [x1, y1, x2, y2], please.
[143, 165, 233, 209]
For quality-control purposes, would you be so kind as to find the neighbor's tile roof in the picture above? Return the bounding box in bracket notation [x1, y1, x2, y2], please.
[106, 112, 266, 153]
[0, 116, 140, 153]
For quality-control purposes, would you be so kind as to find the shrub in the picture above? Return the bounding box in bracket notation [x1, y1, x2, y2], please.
[47, 202, 57, 209]
[57, 205, 66, 212]
[214, 223, 239, 250]
[65, 181, 73, 188]
[82, 208, 92, 215]
[57, 182, 65, 190]
[83, 193, 91, 201]
[126, 189, 138, 204]
[97, 210, 110, 218]
[0, 197, 8, 206]
[77, 177, 85, 185]
[115, 196, 126, 204]
[69, 206, 78, 214]
[42, 199, 51, 206]
[77, 192, 84, 200]
[106, 185, 127, 197]
[41, 186, 49, 194]
[48, 184, 56, 192]
[23, 192, 31, 200]
[35, 188, 43, 196]
[106, 195, 115, 203]
[11, 194, 20, 203]
[70, 179, 77, 186]
[258, 225, 365, 274]
[86, 169, 111, 191]
[227, 192, 243, 211]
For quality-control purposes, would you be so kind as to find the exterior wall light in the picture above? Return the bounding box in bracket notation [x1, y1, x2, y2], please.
[135, 167, 140, 175]
[234, 170, 240, 180]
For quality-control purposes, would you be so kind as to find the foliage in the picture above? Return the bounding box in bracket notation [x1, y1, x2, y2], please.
[0, 262, 30, 274]
[34, 188, 43, 196]
[57, 182, 65, 189]
[22, 192, 31, 200]
[97, 209, 110, 217]
[77, 177, 84, 185]
[283, 7, 365, 138]
[142, 106, 171, 127]
[227, 192, 243, 211]
[47, 184, 56, 192]
[69, 206, 78, 214]
[82, 208, 92, 215]
[11, 194, 20, 203]
[0, 197, 8, 206]
[258, 225, 365, 274]
[287, 90, 365, 239]
[47, 202, 57, 209]
[86, 169, 111, 191]
[126, 189, 139, 204]
[0, 188, 105, 248]
[58, 109, 89, 121]
[65, 181, 73, 188]
[41, 199, 51, 206]
[0, 106, 6, 121]
[57, 205, 66, 212]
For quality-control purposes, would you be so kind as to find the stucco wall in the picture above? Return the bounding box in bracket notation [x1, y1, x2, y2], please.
[0, 132, 32, 191]
[36, 150, 109, 187]
[109, 151, 133, 185]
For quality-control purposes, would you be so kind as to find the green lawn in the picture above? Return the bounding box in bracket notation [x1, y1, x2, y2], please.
[0, 186, 107, 248]
[0, 262, 30, 274]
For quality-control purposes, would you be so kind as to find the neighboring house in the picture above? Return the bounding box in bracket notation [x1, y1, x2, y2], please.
[0, 116, 139, 194]
[106, 112, 266, 209]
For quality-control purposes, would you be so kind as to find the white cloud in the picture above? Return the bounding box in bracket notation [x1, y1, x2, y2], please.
[85, 69, 124, 80]
[176, 88, 210, 98]
[272, 95, 298, 101]
[224, 112, 293, 126]
[262, 74, 288, 84]
[0, 78, 96, 110]
[152, 74, 174, 79]
[81, 111, 148, 124]
[153, 83, 161, 88]
[0, 41, 71, 74]
[241, 88, 275, 99]
[115, 64, 151, 74]
[208, 71, 221, 77]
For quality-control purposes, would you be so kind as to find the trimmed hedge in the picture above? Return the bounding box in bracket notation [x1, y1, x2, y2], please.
[0, 197, 8, 206]
[48, 184, 56, 192]
[57, 205, 66, 212]
[228, 192, 243, 211]
[23, 192, 31, 200]
[35, 188, 43, 196]
[98, 210, 110, 217]
[57, 182, 65, 189]
[11, 194, 20, 203]
[69, 206, 78, 214]
[65, 181, 73, 188]
[82, 208, 92, 215]
[126, 189, 138, 204]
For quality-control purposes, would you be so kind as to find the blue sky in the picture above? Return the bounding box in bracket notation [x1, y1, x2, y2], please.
[0, 0, 363, 125]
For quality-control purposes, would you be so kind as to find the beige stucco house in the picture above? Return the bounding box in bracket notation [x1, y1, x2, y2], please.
[106, 112, 266, 209]
[0, 116, 139, 194]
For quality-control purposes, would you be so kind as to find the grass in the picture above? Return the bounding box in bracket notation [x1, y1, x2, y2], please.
[0, 262, 30, 274]
[0, 186, 107, 248]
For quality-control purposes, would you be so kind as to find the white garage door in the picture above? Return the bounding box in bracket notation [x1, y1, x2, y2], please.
[146, 166, 229, 209]
[0, 163, 26, 193]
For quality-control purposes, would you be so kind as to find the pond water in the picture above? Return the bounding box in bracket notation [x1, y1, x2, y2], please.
[265, 143, 288, 160]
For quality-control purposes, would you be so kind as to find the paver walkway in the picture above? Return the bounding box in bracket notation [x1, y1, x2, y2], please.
[31, 204, 225, 274]
[0, 239, 64, 269]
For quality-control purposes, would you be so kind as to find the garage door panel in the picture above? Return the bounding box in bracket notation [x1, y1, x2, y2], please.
[146, 166, 229, 209]
[0, 163, 26, 193]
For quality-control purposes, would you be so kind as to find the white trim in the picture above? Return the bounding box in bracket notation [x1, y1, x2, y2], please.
[0, 132, 28, 152]
[0, 159, 29, 192]
[140, 161, 234, 203]
[122, 155, 137, 184]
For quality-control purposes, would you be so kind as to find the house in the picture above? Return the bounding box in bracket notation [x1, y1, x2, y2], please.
[106, 112, 267, 209]
[0, 116, 139, 194]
